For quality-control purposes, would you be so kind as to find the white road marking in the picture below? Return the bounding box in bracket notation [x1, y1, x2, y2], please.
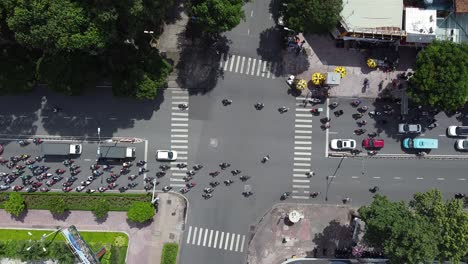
[437, 178, 445, 181]
[416, 177, 424, 180]
[224, 233, 230, 250]
[250, 59, 256, 75]
[294, 163, 310, 167]
[294, 146, 311, 150]
[175, 151, 188, 154]
[171, 123, 189, 127]
[186, 226, 192, 244]
[203, 229, 208, 246]
[293, 174, 308, 178]
[229, 55, 235, 71]
[172, 101, 188, 105]
[223, 56, 229, 71]
[172, 112, 189, 116]
[240, 236, 246, 252]
[171, 129, 188, 132]
[171, 139, 189, 143]
[271, 64, 276, 79]
[170, 183, 185, 187]
[256, 60, 262, 76]
[235, 234, 240, 251]
[172, 96, 189, 99]
[351, 176, 359, 179]
[171, 117, 189, 121]
[373, 176, 381, 179]
[230, 233, 235, 251]
[213, 231, 219, 248]
[247, 28, 250, 35]
[207, 230, 214, 247]
[197, 228, 203, 245]
[295, 141, 311, 145]
[171, 90, 186, 93]
[438, 134, 446, 137]
[192, 227, 198, 244]
[144, 140, 148, 179]
[218, 232, 224, 249]
[292, 185, 309, 188]
[295, 130, 312, 134]
[295, 119, 313, 123]
[295, 124, 312, 128]
[240, 57, 245, 74]
[394, 177, 401, 180]
[292, 196, 309, 199]
[458, 178, 466, 181]
[261, 61, 267, 77]
[246, 58, 251, 74]
[171, 134, 188, 138]
[171, 145, 188, 149]
[295, 108, 310, 112]
[295, 135, 312, 139]
[172, 107, 188, 110]
[251, 10, 253, 16]
[235, 56, 240, 72]
[294, 152, 312, 156]
[328, 131, 338, 134]
[295, 113, 311, 117]
[170, 178, 184, 182]
[266, 63, 271, 78]
[293, 179, 310, 183]
[294, 157, 311, 161]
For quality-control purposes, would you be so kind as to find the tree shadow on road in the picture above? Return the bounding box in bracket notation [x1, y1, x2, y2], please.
[311, 219, 354, 258]
[51, 210, 71, 221]
[257, 27, 285, 78]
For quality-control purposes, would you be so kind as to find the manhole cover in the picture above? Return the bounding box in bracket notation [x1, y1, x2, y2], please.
[210, 138, 218, 147]
[169, 233, 175, 240]
[167, 199, 172, 205]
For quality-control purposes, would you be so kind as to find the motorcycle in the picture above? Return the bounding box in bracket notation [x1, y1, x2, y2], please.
[222, 99, 232, 106]
[357, 120, 367, 126]
[368, 132, 378, 137]
[209, 181, 220, 187]
[128, 182, 138, 188]
[98, 187, 108, 193]
[231, 170, 241, 175]
[20, 154, 30, 160]
[224, 180, 234, 186]
[219, 163, 230, 169]
[351, 99, 362, 107]
[209, 171, 220, 177]
[176, 163, 187, 168]
[454, 193, 466, 199]
[202, 193, 213, 199]
[369, 186, 380, 193]
[310, 192, 320, 198]
[178, 103, 188, 109]
[193, 164, 203, 170]
[25, 159, 35, 165]
[144, 183, 154, 191]
[128, 175, 138, 181]
[156, 171, 166, 178]
[353, 113, 363, 119]
[108, 183, 118, 189]
[163, 186, 172, 192]
[239, 175, 250, 181]
[186, 170, 196, 176]
[358, 106, 368, 112]
[137, 160, 146, 166]
[62, 187, 72, 192]
[204, 187, 214, 193]
[90, 164, 100, 170]
[122, 162, 132, 168]
[186, 182, 196, 188]
[13, 185, 24, 191]
[138, 168, 148, 174]
[350, 149, 362, 155]
[329, 102, 339, 109]
[26, 187, 37, 193]
[280, 192, 291, 200]
[320, 117, 331, 124]
[278, 107, 289, 113]
[262, 155, 270, 163]
[86, 189, 96, 194]
[334, 110, 344, 117]
[55, 169, 66, 174]
[254, 103, 264, 110]
[179, 187, 189, 194]
[242, 191, 253, 197]
[159, 165, 170, 171]
[33, 138, 43, 145]
[70, 169, 81, 176]
[40, 187, 50, 192]
[368, 151, 378, 156]
[119, 186, 129, 193]
[183, 176, 193, 182]
[354, 129, 366, 135]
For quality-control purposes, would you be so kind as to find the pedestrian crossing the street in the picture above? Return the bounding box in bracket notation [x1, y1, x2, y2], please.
[219, 54, 280, 79]
[185, 226, 246, 253]
[170, 89, 190, 188]
[292, 97, 313, 199]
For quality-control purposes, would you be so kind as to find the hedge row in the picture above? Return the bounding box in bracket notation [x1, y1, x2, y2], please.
[0, 192, 152, 211]
[161, 243, 179, 264]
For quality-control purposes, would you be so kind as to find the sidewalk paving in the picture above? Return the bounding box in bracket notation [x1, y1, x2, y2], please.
[0, 192, 186, 264]
[247, 203, 358, 264]
[283, 34, 417, 99]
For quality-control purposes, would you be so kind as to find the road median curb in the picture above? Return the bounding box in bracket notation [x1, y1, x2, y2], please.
[328, 152, 468, 160]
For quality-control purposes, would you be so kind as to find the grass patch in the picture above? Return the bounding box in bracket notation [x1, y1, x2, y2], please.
[0, 192, 152, 211]
[0, 229, 128, 264]
[161, 243, 179, 264]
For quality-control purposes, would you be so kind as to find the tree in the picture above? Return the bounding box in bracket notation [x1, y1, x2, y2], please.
[6, 0, 106, 53]
[408, 41, 468, 111]
[92, 198, 110, 220]
[410, 190, 468, 263]
[285, 0, 343, 33]
[0, 45, 37, 94]
[4, 192, 25, 217]
[358, 194, 412, 248]
[127, 202, 155, 223]
[190, 0, 245, 34]
[48, 197, 67, 215]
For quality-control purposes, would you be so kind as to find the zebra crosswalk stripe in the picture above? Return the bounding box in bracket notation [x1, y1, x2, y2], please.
[229, 55, 235, 72]
[223, 56, 229, 71]
[240, 57, 245, 74]
[235, 56, 240, 72]
[246, 58, 251, 74]
[250, 59, 257, 75]
[256, 60, 262, 76]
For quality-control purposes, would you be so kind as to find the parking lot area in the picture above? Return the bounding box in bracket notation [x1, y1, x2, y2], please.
[322, 98, 468, 156]
[0, 138, 151, 193]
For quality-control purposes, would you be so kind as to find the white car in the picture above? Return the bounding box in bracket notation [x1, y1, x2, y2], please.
[447, 126, 468, 136]
[398, 123, 421, 133]
[286, 75, 295, 86]
[330, 139, 356, 150]
[156, 150, 178, 161]
[456, 139, 468, 150]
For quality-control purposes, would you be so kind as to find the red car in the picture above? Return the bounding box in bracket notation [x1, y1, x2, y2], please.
[362, 138, 385, 149]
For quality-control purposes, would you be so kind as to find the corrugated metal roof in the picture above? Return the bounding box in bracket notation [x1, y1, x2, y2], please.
[341, 0, 404, 30]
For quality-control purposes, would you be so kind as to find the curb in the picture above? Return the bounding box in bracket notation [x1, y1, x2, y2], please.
[328, 152, 468, 160]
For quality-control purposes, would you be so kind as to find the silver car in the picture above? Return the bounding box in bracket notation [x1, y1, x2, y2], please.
[398, 123, 421, 133]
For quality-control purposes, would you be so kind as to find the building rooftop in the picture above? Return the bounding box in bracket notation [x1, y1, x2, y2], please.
[341, 0, 404, 32]
[437, 13, 468, 43]
[455, 0, 468, 13]
[405, 8, 437, 43]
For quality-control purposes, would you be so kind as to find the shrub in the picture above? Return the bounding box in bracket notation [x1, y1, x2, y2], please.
[127, 201, 155, 223]
[3, 192, 25, 217]
[48, 197, 67, 215]
[92, 198, 110, 219]
[161, 243, 178, 264]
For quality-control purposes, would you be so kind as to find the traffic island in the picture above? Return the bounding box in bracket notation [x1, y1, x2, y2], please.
[247, 203, 358, 264]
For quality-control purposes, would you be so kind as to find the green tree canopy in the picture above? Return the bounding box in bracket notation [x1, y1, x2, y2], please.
[4, 192, 26, 217]
[6, 0, 106, 53]
[408, 41, 468, 111]
[285, 0, 343, 33]
[0, 45, 37, 93]
[190, 0, 245, 34]
[92, 198, 110, 220]
[410, 190, 468, 263]
[127, 202, 155, 223]
[48, 197, 67, 215]
[358, 190, 468, 264]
